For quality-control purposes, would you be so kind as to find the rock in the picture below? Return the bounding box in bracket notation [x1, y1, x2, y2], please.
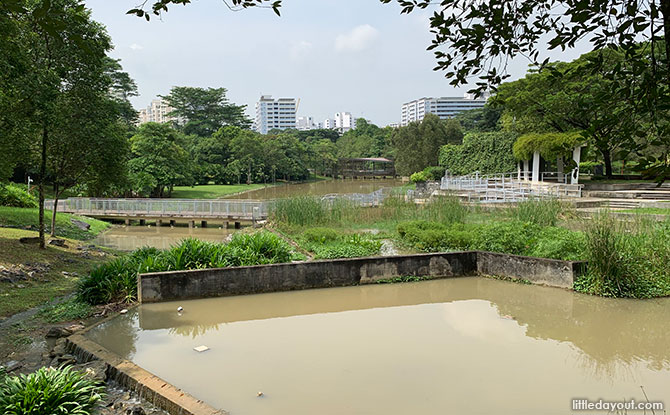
[126, 406, 146, 415]
[50, 338, 67, 357]
[46, 326, 73, 339]
[74, 360, 108, 382]
[3, 360, 23, 373]
[48, 239, 67, 247]
[50, 354, 77, 368]
[70, 219, 91, 231]
[19, 237, 41, 244]
[66, 323, 85, 333]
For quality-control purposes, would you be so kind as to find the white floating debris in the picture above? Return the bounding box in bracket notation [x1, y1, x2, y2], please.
[194, 345, 209, 353]
[257, 391, 264, 397]
[120, 309, 128, 314]
[177, 306, 183, 312]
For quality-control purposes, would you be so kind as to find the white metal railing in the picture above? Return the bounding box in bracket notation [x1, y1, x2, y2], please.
[45, 188, 397, 220]
[44, 198, 270, 220]
[440, 171, 582, 203]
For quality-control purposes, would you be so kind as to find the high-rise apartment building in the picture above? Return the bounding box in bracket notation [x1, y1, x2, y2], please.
[322, 112, 357, 133]
[254, 95, 298, 134]
[296, 116, 316, 131]
[400, 94, 488, 126]
[136, 98, 180, 126]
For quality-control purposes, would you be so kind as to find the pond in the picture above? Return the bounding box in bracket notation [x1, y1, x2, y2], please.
[227, 178, 405, 200]
[92, 226, 235, 251]
[86, 277, 670, 415]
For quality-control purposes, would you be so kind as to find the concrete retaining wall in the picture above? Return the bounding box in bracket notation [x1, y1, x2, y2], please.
[138, 251, 585, 303]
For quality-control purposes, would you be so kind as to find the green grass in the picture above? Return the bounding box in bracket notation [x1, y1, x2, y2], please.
[37, 297, 92, 323]
[0, 206, 110, 240]
[620, 207, 670, 215]
[0, 228, 111, 317]
[171, 184, 269, 199]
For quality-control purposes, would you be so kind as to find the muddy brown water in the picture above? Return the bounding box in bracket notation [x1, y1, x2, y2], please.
[226, 178, 404, 200]
[92, 226, 235, 251]
[86, 277, 670, 415]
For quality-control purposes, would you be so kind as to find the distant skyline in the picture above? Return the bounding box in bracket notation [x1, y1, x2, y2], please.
[86, 0, 588, 126]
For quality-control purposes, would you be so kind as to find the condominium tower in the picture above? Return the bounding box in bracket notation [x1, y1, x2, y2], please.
[400, 94, 488, 126]
[254, 95, 298, 134]
[136, 98, 179, 125]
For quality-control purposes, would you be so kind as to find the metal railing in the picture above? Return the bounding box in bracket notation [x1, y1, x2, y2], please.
[44, 198, 270, 220]
[440, 172, 582, 203]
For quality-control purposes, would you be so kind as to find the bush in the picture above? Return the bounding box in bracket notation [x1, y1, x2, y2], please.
[508, 198, 564, 227]
[526, 227, 586, 261]
[439, 131, 518, 175]
[78, 232, 294, 305]
[470, 221, 540, 255]
[0, 366, 104, 415]
[410, 171, 429, 183]
[303, 227, 340, 243]
[301, 231, 382, 259]
[397, 221, 473, 252]
[422, 166, 446, 181]
[0, 183, 37, 208]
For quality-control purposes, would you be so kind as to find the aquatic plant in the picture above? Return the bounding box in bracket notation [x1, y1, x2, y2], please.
[78, 231, 294, 305]
[0, 366, 105, 415]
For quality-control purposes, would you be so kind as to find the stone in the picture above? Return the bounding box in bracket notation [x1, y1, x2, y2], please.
[48, 239, 67, 247]
[70, 219, 91, 230]
[73, 360, 107, 382]
[50, 338, 67, 357]
[125, 406, 146, 415]
[66, 323, 85, 333]
[50, 354, 76, 368]
[45, 326, 73, 338]
[3, 360, 22, 372]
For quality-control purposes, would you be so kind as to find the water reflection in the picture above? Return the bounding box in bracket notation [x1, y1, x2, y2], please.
[93, 226, 235, 251]
[228, 178, 404, 200]
[86, 277, 670, 415]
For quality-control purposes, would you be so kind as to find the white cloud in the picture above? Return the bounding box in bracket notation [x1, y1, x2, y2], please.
[335, 24, 379, 52]
[290, 40, 313, 59]
[129, 43, 144, 51]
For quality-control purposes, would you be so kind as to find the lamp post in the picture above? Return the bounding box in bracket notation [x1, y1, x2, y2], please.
[27, 176, 32, 194]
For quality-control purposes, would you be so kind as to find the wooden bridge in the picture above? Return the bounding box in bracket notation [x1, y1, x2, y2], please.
[45, 198, 270, 227]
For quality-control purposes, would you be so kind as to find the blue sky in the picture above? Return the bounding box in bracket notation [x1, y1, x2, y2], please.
[86, 0, 586, 126]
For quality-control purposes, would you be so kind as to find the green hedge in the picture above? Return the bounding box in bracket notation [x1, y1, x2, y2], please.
[439, 131, 518, 175]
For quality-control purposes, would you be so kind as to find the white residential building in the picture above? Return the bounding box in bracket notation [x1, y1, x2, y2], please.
[254, 95, 298, 134]
[296, 116, 316, 131]
[400, 94, 488, 126]
[136, 98, 179, 126]
[323, 118, 336, 130]
[334, 112, 357, 133]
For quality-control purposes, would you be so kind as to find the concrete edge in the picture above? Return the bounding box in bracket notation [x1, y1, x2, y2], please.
[66, 332, 227, 415]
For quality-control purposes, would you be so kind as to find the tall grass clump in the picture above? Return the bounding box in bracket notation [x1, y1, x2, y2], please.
[78, 232, 294, 305]
[381, 195, 466, 224]
[575, 212, 670, 298]
[298, 228, 382, 259]
[0, 366, 104, 415]
[507, 198, 564, 226]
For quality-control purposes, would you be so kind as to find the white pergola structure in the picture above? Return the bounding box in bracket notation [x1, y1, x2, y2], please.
[517, 144, 585, 185]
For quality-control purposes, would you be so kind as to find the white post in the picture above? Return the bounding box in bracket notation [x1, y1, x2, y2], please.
[523, 160, 530, 181]
[571, 145, 582, 185]
[532, 151, 541, 183]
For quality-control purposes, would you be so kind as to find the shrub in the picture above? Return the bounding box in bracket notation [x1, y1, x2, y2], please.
[303, 227, 340, 243]
[410, 171, 429, 183]
[470, 221, 540, 255]
[397, 221, 473, 252]
[0, 366, 104, 415]
[507, 198, 564, 227]
[0, 183, 37, 208]
[422, 166, 446, 181]
[78, 232, 294, 305]
[438, 131, 518, 175]
[526, 227, 586, 261]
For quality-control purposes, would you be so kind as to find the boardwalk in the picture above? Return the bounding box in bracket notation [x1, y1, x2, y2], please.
[45, 198, 269, 225]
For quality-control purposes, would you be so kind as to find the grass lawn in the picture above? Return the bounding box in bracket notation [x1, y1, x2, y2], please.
[620, 207, 670, 215]
[0, 228, 112, 318]
[171, 183, 269, 199]
[0, 206, 110, 240]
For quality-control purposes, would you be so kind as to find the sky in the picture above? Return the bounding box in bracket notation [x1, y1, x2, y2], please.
[86, 0, 587, 126]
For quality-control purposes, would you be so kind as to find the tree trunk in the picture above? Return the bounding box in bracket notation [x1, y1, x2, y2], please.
[50, 184, 59, 237]
[39, 126, 48, 249]
[602, 148, 613, 178]
[247, 164, 251, 185]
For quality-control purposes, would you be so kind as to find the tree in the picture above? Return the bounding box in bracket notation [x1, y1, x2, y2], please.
[336, 119, 393, 159]
[163, 86, 251, 136]
[493, 49, 638, 178]
[2, 0, 122, 248]
[128, 123, 192, 197]
[229, 130, 264, 184]
[455, 106, 503, 133]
